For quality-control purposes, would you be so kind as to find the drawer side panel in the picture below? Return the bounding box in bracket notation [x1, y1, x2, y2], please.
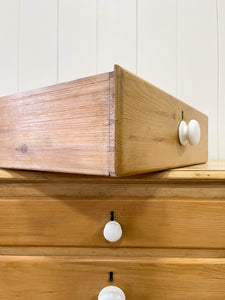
[0, 73, 111, 175]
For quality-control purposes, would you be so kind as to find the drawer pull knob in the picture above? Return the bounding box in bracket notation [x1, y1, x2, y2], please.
[103, 221, 122, 242]
[188, 119, 201, 145]
[179, 120, 201, 145]
[98, 286, 126, 300]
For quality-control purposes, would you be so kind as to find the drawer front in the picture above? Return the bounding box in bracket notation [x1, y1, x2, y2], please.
[1, 197, 225, 248]
[1, 256, 225, 299]
[114, 65, 208, 176]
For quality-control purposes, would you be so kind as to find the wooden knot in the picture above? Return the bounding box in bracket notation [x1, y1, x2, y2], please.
[21, 144, 28, 153]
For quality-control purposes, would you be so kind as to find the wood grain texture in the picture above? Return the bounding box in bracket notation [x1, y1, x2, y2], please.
[0, 181, 225, 198]
[0, 64, 208, 176]
[0, 64, 210, 176]
[0, 162, 225, 200]
[109, 72, 115, 175]
[0, 162, 225, 298]
[115, 65, 208, 176]
[0, 177, 225, 200]
[0, 72, 112, 175]
[1, 246, 225, 258]
[0, 160, 223, 181]
[1, 197, 225, 248]
[1, 256, 225, 299]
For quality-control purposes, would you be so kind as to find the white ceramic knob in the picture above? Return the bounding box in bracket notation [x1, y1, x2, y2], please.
[103, 221, 122, 242]
[98, 286, 126, 300]
[179, 120, 188, 145]
[179, 120, 200, 146]
[188, 119, 201, 145]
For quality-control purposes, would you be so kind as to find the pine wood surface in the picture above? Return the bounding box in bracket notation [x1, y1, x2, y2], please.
[0, 180, 224, 199]
[0, 65, 208, 176]
[1, 246, 225, 258]
[1, 256, 225, 299]
[114, 65, 208, 176]
[0, 162, 224, 200]
[0, 72, 111, 175]
[0, 197, 225, 248]
[0, 160, 223, 181]
[1, 161, 225, 298]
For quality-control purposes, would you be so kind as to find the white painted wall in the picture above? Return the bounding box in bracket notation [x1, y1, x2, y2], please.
[0, 0, 223, 159]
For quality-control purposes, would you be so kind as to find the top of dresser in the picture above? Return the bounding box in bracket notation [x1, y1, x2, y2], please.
[0, 160, 224, 182]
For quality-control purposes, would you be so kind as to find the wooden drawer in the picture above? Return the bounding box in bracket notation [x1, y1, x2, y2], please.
[1, 197, 225, 248]
[1, 256, 225, 299]
[0, 65, 207, 177]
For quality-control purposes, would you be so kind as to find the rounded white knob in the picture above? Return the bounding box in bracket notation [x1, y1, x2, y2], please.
[179, 120, 188, 145]
[179, 120, 201, 146]
[98, 286, 126, 300]
[188, 119, 201, 145]
[103, 221, 122, 242]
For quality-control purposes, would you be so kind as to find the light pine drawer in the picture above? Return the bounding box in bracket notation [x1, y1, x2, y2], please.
[1, 256, 225, 299]
[1, 197, 225, 248]
[0, 65, 208, 176]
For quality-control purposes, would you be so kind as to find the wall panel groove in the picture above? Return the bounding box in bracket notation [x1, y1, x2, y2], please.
[138, 0, 177, 96]
[0, 0, 19, 96]
[98, 0, 136, 73]
[58, 0, 97, 82]
[177, 0, 218, 159]
[19, 0, 57, 92]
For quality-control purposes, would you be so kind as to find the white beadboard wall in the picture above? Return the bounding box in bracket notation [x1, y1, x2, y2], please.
[0, 0, 223, 159]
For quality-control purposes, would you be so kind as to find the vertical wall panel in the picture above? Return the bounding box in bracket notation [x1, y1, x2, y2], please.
[98, 0, 136, 73]
[59, 0, 97, 82]
[138, 0, 177, 96]
[19, 0, 57, 91]
[218, 0, 225, 159]
[1, 0, 222, 159]
[0, 0, 19, 96]
[177, 0, 218, 159]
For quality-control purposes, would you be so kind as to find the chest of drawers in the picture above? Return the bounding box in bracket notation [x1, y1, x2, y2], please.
[1, 161, 225, 299]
